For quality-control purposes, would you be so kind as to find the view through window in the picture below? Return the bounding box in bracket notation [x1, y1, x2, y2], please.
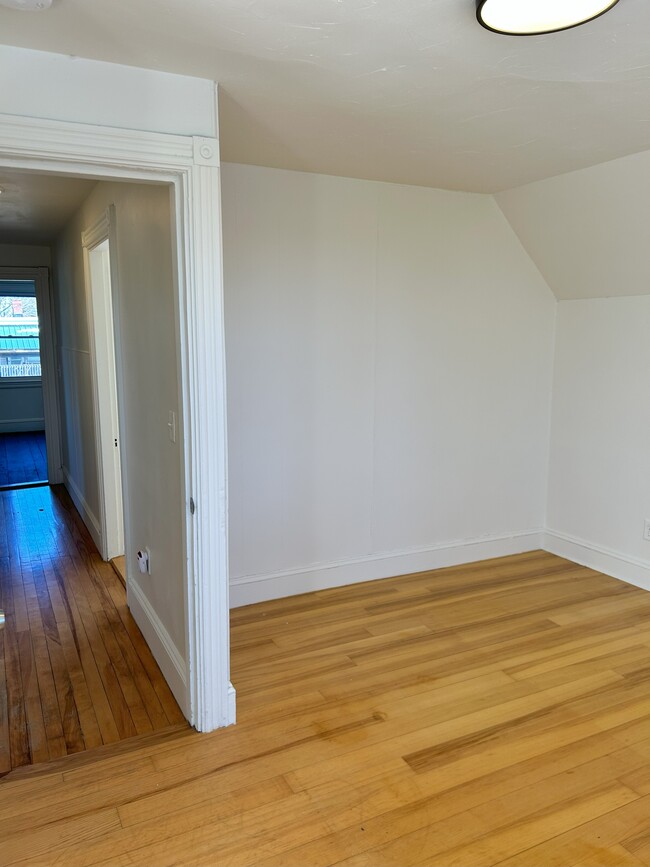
[0, 289, 41, 379]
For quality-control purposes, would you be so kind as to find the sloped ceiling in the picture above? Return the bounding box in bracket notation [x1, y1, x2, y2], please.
[0, 0, 649, 192]
[496, 149, 650, 300]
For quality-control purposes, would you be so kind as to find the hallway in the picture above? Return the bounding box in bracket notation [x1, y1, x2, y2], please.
[0, 484, 186, 774]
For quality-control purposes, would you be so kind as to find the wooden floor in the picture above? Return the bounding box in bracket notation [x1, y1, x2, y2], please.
[110, 555, 127, 588]
[4, 550, 650, 865]
[0, 484, 186, 774]
[0, 431, 47, 488]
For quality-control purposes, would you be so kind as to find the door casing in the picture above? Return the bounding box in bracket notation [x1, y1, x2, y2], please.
[0, 112, 234, 731]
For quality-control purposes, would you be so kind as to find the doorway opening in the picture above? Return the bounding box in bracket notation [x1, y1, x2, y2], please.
[0, 112, 233, 738]
[0, 277, 47, 488]
[0, 268, 62, 492]
[0, 173, 190, 772]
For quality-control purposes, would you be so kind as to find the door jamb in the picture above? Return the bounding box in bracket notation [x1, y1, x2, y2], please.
[82, 208, 125, 562]
[0, 112, 234, 731]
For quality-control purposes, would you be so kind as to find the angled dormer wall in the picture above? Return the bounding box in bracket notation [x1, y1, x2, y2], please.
[497, 153, 650, 588]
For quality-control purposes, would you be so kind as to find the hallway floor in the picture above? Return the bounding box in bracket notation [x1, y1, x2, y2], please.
[0, 484, 186, 774]
[0, 431, 47, 488]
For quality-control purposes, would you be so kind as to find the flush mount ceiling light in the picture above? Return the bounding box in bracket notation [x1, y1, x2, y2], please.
[0, 0, 52, 9]
[476, 0, 620, 35]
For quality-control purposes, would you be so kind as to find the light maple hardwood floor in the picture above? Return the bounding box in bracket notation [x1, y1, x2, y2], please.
[3, 549, 650, 865]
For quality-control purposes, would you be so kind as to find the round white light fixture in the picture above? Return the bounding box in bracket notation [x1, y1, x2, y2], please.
[476, 0, 620, 35]
[0, 0, 52, 10]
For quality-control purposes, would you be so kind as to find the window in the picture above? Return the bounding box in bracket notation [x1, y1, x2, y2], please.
[0, 289, 41, 380]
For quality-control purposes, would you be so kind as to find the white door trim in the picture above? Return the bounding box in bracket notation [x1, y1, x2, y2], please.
[82, 210, 124, 562]
[0, 264, 63, 485]
[0, 112, 233, 730]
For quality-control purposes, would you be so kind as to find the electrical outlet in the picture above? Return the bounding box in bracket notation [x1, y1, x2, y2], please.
[644, 520, 650, 542]
[137, 547, 152, 575]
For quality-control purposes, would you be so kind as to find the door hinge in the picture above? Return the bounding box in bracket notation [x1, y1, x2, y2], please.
[189, 497, 196, 515]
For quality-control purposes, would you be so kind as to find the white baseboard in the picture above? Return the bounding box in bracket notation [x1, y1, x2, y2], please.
[62, 465, 102, 553]
[127, 578, 189, 720]
[229, 529, 544, 608]
[543, 530, 650, 592]
[0, 417, 45, 433]
[227, 682, 236, 725]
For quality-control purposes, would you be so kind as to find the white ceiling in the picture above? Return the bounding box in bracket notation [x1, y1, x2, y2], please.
[0, 0, 648, 192]
[0, 170, 95, 242]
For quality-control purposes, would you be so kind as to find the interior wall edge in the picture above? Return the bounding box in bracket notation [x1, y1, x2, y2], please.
[489, 193, 559, 305]
[229, 529, 544, 608]
[543, 299, 560, 533]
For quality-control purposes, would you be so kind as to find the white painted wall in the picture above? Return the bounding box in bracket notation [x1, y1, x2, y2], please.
[53, 180, 186, 665]
[222, 163, 557, 605]
[0, 244, 51, 268]
[0, 45, 217, 138]
[545, 297, 650, 586]
[0, 382, 44, 433]
[53, 211, 100, 526]
[495, 148, 650, 301]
